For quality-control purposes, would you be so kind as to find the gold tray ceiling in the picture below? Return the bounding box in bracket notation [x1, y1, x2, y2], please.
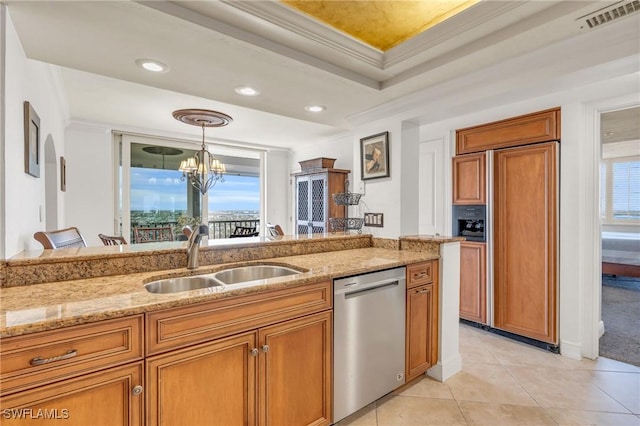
[281, 0, 479, 51]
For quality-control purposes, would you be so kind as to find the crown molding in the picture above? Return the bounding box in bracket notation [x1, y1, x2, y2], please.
[138, 0, 381, 89]
[222, 1, 383, 68]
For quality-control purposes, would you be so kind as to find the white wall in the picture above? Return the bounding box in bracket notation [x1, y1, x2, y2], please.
[2, 9, 68, 257]
[349, 120, 404, 238]
[289, 133, 354, 232]
[64, 123, 114, 247]
[264, 150, 290, 233]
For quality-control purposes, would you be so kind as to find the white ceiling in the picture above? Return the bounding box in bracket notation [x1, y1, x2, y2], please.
[5, 0, 637, 149]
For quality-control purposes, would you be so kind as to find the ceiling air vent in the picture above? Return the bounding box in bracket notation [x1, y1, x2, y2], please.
[577, 0, 640, 30]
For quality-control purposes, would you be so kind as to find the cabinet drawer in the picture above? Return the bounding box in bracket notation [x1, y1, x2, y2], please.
[0, 315, 143, 396]
[146, 281, 332, 355]
[0, 362, 144, 426]
[407, 262, 434, 288]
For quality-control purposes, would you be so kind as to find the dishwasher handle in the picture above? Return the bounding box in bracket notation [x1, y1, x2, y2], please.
[343, 280, 400, 299]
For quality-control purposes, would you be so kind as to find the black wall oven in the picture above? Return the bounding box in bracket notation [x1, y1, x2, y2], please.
[452, 205, 486, 242]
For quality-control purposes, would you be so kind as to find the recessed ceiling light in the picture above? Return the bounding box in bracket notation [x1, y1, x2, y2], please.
[235, 86, 260, 96]
[135, 58, 170, 73]
[305, 105, 326, 112]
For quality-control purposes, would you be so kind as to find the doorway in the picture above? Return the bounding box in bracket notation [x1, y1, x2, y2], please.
[599, 106, 640, 366]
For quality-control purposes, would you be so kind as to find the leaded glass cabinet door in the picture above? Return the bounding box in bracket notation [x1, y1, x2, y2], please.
[295, 174, 327, 234]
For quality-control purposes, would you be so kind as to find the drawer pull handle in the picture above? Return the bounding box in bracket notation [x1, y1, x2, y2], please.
[417, 289, 430, 294]
[30, 349, 78, 366]
[413, 271, 427, 279]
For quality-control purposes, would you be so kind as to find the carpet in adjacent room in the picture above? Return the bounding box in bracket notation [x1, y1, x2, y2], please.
[599, 274, 640, 367]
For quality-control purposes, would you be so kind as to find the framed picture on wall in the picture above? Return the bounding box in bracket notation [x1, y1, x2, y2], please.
[360, 131, 389, 180]
[24, 101, 41, 178]
[60, 156, 67, 192]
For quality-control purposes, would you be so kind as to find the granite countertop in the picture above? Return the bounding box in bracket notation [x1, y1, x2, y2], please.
[0, 247, 439, 338]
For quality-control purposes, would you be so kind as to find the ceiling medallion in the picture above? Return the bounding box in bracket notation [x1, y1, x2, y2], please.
[172, 109, 233, 128]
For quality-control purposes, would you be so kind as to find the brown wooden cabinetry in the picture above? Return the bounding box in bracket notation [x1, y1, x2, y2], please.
[147, 312, 332, 426]
[493, 142, 558, 343]
[456, 107, 560, 155]
[259, 311, 332, 426]
[405, 260, 439, 382]
[1, 363, 144, 426]
[146, 332, 257, 426]
[293, 168, 349, 234]
[452, 153, 486, 204]
[459, 242, 487, 324]
[146, 281, 333, 426]
[0, 316, 144, 426]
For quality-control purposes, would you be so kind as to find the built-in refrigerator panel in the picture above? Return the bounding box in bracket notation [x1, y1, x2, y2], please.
[492, 142, 559, 344]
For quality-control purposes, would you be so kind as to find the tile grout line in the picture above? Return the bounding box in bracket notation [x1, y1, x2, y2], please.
[590, 374, 637, 415]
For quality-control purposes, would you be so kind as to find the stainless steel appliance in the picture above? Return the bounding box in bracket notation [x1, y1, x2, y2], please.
[333, 267, 406, 423]
[452, 205, 486, 242]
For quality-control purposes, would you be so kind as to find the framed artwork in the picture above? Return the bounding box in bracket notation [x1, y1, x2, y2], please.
[24, 101, 41, 178]
[360, 131, 389, 180]
[60, 156, 67, 192]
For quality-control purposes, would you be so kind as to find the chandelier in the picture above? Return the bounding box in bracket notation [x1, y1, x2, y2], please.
[173, 109, 232, 195]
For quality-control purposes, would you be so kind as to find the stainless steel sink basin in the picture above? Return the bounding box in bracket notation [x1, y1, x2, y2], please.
[144, 276, 224, 294]
[212, 265, 302, 285]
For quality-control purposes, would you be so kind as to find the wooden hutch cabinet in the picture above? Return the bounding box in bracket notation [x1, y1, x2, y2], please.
[293, 159, 349, 235]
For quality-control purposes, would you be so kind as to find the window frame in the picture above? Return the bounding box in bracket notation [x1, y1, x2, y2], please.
[600, 154, 640, 225]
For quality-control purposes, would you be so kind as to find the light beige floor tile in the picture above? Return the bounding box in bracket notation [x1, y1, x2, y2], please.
[459, 401, 556, 425]
[394, 376, 454, 399]
[460, 339, 503, 365]
[335, 403, 378, 426]
[591, 371, 640, 414]
[507, 365, 631, 413]
[446, 363, 537, 406]
[376, 396, 466, 426]
[487, 338, 585, 370]
[578, 356, 640, 373]
[545, 407, 640, 426]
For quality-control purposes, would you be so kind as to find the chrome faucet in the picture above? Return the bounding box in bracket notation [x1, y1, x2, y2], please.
[186, 224, 209, 270]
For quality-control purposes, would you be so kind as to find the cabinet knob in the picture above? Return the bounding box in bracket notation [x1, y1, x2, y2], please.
[250, 348, 259, 356]
[262, 345, 270, 353]
[132, 385, 144, 395]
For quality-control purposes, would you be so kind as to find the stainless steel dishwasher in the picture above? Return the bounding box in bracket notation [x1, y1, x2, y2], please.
[333, 267, 406, 423]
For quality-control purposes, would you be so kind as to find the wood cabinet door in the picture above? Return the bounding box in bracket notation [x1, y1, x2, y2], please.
[452, 153, 486, 204]
[459, 242, 487, 324]
[456, 108, 560, 154]
[258, 311, 332, 426]
[494, 142, 558, 343]
[0, 363, 143, 426]
[146, 332, 257, 426]
[405, 284, 434, 382]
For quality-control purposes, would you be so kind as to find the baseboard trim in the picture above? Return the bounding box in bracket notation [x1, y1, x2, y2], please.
[560, 339, 582, 360]
[427, 353, 462, 382]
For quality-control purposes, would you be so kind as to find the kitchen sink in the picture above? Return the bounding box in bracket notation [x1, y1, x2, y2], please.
[144, 276, 224, 294]
[212, 265, 303, 285]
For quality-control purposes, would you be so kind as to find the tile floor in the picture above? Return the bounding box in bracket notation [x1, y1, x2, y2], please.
[336, 323, 640, 425]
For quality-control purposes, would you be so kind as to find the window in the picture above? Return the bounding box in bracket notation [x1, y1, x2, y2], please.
[601, 156, 640, 224]
[116, 134, 262, 242]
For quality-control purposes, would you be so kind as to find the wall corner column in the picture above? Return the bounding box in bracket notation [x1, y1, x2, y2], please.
[427, 240, 461, 382]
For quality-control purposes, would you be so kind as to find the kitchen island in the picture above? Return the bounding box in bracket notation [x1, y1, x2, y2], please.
[0, 233, 461, 425]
